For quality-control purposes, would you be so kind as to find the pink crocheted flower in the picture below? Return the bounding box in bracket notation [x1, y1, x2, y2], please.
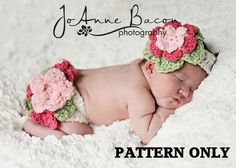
[30, 68, 75, 113]
[30, 110, 58, 129]
[53, 60, 78, 81]
[149, 20, 197, 62]
[26, 84, 33, 100]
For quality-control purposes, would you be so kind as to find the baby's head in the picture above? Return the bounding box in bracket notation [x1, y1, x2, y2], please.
[141, 20, 217, 109]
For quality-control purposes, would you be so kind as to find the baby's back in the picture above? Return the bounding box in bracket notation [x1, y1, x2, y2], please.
[75, 60, 147, 125]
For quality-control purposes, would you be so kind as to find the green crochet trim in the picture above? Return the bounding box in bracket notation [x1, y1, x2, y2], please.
[143, 28, 205, 73]
[41, 67, 51, 74]
[54, 100, 76, 121]
[195, 27, 204, 41]
[23, 99, 33, 117]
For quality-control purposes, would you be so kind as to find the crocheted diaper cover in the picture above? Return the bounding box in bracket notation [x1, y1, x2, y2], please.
[22, 60, 88, 129]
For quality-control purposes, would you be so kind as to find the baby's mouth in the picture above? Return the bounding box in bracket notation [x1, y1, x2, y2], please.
[172, 97, 182, 105]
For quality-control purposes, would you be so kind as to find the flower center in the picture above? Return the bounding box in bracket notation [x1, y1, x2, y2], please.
[156, 26, 187, 53]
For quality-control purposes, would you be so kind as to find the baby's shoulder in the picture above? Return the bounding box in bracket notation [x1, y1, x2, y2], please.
[129, 58, 143, 65]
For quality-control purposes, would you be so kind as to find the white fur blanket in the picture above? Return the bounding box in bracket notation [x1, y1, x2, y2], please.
[0, 0, 235, 167]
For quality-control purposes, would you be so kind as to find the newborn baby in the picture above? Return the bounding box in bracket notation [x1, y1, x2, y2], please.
[22, 21, 217, 144]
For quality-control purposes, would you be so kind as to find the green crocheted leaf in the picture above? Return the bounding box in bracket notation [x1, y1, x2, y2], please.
[54, 100, 76, 121]
[195, 27, 204, 42]
[183, 39, 205, 65]
[155, 57, 185, 73]
[23, 99, 33, 117]
[143, 45, 156, 62]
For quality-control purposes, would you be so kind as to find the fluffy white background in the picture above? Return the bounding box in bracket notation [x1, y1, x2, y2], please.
[0, 0, 235, 167]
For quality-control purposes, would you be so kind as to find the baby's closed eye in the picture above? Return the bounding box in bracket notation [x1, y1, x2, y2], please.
[173, 74, 184, 83]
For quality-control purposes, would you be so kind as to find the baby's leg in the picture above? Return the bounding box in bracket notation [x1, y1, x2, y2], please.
[58, 121, 92, 136]
[23, 119, 67, 139]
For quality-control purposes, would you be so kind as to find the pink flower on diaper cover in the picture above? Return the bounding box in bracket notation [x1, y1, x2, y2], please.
[53, 60, 79, 81]
[149, 20, 197, 62]
[30, 110, 58, 129]
[30, 68, 75, 113]
[26, 84, 33, 100]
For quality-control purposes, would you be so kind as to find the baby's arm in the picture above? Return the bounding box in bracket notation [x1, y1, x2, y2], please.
[128, 92, 175, 144]
[129, 106, 174, 144]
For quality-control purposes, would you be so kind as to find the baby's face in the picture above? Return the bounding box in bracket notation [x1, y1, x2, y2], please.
[149, 62, 207, 109]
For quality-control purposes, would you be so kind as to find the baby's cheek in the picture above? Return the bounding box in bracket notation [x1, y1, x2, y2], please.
[156, 85, 174, 96]
[186, 96, 192, 103]
[161, 80, 177, 91]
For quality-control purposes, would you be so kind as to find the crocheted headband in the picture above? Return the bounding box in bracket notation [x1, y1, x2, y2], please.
[143, 20, 216, 74]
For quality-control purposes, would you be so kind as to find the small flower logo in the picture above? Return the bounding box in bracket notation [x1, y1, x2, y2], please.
[77, 25, 92, 36]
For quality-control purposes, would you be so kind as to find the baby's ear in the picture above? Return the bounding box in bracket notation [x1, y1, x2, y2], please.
[145, 61, 155, 75]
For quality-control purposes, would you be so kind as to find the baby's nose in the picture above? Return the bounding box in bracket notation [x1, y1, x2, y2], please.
[179, 88, 189, 98]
